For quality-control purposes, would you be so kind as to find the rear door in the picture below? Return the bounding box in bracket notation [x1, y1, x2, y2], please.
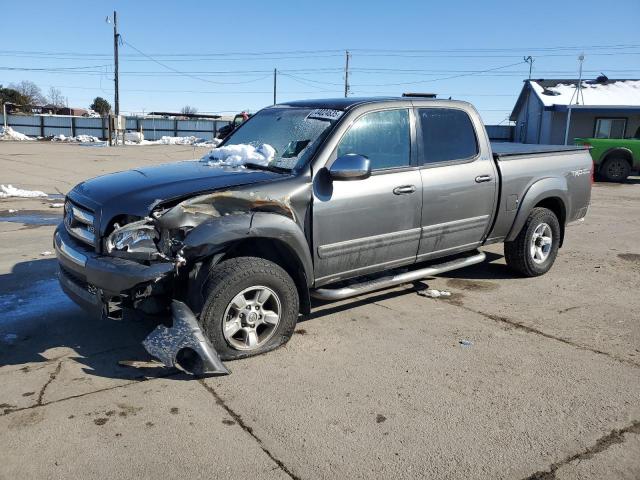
[415, 107, 498, 260]
[312, 108, 422, 285]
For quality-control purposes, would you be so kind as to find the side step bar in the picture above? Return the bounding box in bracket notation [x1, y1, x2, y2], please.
[310, 251, 486, 301]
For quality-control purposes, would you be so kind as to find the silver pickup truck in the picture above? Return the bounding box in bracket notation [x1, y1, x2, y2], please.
[54, 97, 592, 375]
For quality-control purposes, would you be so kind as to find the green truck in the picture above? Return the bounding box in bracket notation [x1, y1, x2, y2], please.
[575, 133, 640, 182]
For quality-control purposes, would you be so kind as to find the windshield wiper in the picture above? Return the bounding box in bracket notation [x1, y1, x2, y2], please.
[244, 162, 290, 173]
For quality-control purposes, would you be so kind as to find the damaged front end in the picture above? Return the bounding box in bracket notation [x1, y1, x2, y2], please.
[107, 185, 305, 377]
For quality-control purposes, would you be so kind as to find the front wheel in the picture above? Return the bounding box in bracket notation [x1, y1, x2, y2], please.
[198, 257, 299, 360]
[504, 207, 560, 277]
[600, 157, 630, 182]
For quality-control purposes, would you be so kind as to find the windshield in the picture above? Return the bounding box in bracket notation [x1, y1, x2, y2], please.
[222, 106, 342, 170]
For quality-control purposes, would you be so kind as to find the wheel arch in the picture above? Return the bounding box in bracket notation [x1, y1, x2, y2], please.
[220, 236, 312, 314]
[600, 147, 634, 170]
[182, 212, 313, 315]
[505, 177, 569, 247]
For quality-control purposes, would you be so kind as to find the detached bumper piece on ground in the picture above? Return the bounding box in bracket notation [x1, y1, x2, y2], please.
[142, 300, 230, 377]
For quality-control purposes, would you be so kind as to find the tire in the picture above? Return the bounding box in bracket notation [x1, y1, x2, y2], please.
[600, 157, 631, 182]
[198, 256, 299, 360]
[504, 207, 560, 277]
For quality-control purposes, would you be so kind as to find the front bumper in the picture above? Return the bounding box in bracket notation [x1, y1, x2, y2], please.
[54, 225, 174, 311]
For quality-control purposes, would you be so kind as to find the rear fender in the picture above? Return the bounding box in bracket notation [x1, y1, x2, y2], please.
[505, 177, 569, 243]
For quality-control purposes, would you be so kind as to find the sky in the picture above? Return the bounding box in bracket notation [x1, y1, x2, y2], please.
[1, 0, 639, 124]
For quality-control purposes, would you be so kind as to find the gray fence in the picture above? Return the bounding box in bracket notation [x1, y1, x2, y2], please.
[4, 114, 231, 141]
[6, 113, 515, 144]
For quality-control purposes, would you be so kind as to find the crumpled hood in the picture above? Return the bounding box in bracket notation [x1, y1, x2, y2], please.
[68, 160, 285, 229]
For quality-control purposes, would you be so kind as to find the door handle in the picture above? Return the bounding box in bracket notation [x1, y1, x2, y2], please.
[475, 175, 493, 183]
[393, 185, 416, 195]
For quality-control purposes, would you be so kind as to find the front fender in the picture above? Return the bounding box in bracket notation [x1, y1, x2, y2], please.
[505, 177, 569, 242]
[180, 212, 313, 287]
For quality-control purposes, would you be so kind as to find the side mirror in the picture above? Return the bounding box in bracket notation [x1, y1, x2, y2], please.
[329, 154, 371, 181]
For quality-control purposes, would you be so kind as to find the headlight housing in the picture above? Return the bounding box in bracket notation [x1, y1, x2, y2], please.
[105, 219, 159, 259]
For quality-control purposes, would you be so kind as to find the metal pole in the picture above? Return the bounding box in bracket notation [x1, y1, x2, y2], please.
[344, 50, 351, 98]
[564, 54, 584, 145]
[273, 68, 277, 105]
[113, 10, 119, 117]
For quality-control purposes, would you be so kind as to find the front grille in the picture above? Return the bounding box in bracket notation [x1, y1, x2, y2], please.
[64, 200, 96, 247]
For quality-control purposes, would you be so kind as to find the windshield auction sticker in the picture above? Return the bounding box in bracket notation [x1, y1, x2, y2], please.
[306, 109, 344, 122]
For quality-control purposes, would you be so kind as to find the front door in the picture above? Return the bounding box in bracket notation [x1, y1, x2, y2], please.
[312, 108, 422, 285]
[415, 107, 498, 260]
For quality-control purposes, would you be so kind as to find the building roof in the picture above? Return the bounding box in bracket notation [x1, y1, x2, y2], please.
[510, 78, 640, 120]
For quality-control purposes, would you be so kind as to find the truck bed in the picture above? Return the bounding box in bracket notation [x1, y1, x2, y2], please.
[491, 142, 587, 159]
[485, 142, 592, 244]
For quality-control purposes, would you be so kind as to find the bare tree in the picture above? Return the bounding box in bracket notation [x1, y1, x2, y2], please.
[9, 80, 45, 105]
[181, 105, 198, 115]
[47, 87, 65, 107]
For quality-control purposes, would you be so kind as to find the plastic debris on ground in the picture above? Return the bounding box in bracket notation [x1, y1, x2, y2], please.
[459, 339, 473, 347]
[418, 289, 452, 298]
[40, 251, 53, 256]
[7, 209, 18, 213]
[49, 203, 64, 208]
[201, 143, 275, 167]
[0, 184, 48, 198]
[0, 126, 35, 141]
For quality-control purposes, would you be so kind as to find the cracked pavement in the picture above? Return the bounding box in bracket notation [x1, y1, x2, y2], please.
[1, 143, 640, 479]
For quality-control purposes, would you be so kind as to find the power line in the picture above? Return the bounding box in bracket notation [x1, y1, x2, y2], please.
[1, 43, 639, 57]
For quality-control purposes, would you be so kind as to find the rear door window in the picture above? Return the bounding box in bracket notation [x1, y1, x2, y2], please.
[337, 109, 410, 170]
[417, 108, 478, 164]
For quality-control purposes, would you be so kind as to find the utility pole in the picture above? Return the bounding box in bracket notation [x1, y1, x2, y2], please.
[344, 50, 351, 98]
[564, 53, 585, 145]
[273, 68, 277, 105]
[113, 10, 120, 117]
[521, 56, 534, 143]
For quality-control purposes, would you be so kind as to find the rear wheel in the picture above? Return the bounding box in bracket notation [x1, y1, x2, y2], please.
[600, 157, 630, 182]
[198, 257, 299, 360]
[505, 207, 560, 277]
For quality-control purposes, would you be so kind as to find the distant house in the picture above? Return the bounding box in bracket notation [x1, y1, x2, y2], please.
[31, 105, 88, 116]
[510, 78, 640, 144]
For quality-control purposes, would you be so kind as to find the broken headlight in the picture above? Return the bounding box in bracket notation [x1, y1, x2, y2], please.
[105, 219, 159, 259]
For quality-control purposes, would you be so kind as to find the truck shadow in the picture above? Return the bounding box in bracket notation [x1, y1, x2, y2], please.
[1, 252, 517, 380]
[0, 258, 189, 382]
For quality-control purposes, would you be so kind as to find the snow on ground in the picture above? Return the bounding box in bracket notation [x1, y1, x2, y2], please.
[115, 134, 221, 146]
[0, 184, 47, 198]
[201, 143, 275, 167]
[531, 79, 640, 107]
[52, 134, 101, 143]
[0, 278, 73, 328]
[0, 126, 35, 141]
[0, 125, 222, 146]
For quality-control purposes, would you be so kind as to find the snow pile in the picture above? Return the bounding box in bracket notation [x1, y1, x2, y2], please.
[195, 138, 222, 147]
[158, 135, 200, 145]
[201, 143, 275, 167]
[124, 131, 144, 143]
[0, 184, 47, 198]
[0, 126, 34, 141]
[52, 134, 100, 143]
